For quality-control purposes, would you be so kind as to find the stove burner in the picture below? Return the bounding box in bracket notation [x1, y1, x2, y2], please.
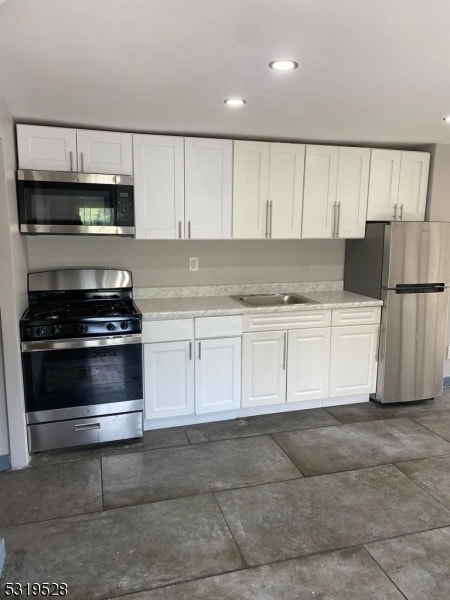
[95, 301, 129, 317]
[33, 304, 70, 320]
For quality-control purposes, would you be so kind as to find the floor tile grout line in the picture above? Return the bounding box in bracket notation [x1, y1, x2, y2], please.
[98, 524, 450, 600]
[212, 492, 249, 569]
[359, 545, 409, 600]
[409, 416, 450, 443]
[269, 433, 306, 477]
[5, 456, 450, 531]
[391, 462, 450, 513]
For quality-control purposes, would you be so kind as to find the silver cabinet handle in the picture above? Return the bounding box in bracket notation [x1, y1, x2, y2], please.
[269, 200, 273, 238]
[399, 204, 404, 220]
[265, 200, 269, 239]
[332, 202, 338, 238]
[188, 221, 191, 239]
[75, 422, 100, 432]
[178, 221, 182, 239]
[198, 341, 202, 360]
[393, 204, 398, 221]
[282, 332, 287, 371]
[69, 151, 74, 172]
[189, 341, 192, 361]
[336, 201, 341, 238]
[80, 152, 85, 173]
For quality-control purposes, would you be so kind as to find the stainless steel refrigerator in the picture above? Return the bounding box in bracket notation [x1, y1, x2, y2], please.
[345, 222, 450, 403]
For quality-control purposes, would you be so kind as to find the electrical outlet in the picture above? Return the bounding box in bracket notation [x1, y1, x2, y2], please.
[189, 257, 199, 272]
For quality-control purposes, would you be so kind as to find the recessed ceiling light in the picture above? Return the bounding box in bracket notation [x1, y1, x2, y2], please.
[224, 98, 246, 106]
[443, 116, 450, 123]
[269, 60, 298, 71]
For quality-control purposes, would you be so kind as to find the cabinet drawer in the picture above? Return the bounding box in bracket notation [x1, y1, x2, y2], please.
[332, 306, 381, 326]
[243, 310, 331, 332]
[142, 318, 194, 343]
[195, 315, 242, 338]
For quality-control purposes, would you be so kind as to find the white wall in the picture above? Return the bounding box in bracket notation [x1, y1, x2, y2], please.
[26, 237, 345, 287]
[0, 95, 29, 468]
[0, 314, 9, 457]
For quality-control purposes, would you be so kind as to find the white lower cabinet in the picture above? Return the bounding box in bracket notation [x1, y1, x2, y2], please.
[143, 317, 242, 420]
[144, 341, 194, 419]
[329, 324, 379, 397]
[287, 327, 331, 403]
[241, 309, 380, 409]
[195, 337, 241, 414]
[241, 331, 287, 408]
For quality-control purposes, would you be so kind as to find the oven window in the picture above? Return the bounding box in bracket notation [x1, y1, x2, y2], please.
[21, 182, 115, 226]
[22, 344, 143, 412]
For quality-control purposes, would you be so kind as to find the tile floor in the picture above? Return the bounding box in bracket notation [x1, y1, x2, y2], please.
[2, 393, 450, 599]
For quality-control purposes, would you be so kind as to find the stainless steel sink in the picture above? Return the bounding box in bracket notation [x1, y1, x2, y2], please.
[229, 293, 315, 307]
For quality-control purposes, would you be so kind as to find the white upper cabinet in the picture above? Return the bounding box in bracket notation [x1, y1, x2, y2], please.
[134, 135, 232, 240]
[17, 125, 77, 172]
[76, 130, 133, 175]
[184, 138, 232, 239]
[335, 147, 370, 238]
[133, 134, 185, 240]
[302, 145, 369, 239]
[397, 151, 430, 221]
[232, 140, 304, 239]
[302, 145, 339, 238]
[17, 125, 132, 174]
[366, 150, 401, 221]
[232, 141, 270, 239]
[367, 150, 429, 221]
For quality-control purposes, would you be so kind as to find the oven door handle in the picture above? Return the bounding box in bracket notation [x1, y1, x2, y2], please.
[21, 334, 142, 352]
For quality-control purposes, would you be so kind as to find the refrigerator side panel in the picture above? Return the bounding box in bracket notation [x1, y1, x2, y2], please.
[375, 288, 449, 403]
[344, 222, 386, 299]
[386, 222, 450, 288]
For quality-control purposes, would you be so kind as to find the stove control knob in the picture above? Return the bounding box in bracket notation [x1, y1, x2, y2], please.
[51, 325, 61, 336]
[36, 326, 46, 337]
[120, 321, 129, 330]
[78, 324, 88, 334]
[107, 323, 115, 331]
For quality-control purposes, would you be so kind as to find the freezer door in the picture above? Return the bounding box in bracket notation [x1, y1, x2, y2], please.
[383, 222, 450, 288]
[376, 288, 449, 403]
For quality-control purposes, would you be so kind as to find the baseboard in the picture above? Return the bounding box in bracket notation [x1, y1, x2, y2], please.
[0, 454, 10, 471]
[144, 395, 370, 431]
[444, 376, 450, 388]
[0, 538, 5, 577]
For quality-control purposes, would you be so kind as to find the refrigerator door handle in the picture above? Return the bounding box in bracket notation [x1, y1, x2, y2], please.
[394, 283, 445, 294]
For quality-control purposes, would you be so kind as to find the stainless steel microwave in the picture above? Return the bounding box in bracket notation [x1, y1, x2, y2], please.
[17, 170, 135, 236]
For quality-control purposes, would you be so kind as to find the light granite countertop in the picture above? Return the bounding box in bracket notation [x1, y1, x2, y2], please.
[136, 290, 382, 320]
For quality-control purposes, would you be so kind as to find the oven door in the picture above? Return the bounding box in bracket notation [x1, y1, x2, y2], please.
[17, 171, 134, 236]
[21, 335, 143, 423]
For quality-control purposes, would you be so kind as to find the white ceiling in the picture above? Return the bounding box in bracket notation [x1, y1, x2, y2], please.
[1, 0, 450, 145]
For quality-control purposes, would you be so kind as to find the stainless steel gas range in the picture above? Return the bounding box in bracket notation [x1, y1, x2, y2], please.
[20, 268, 143, 452]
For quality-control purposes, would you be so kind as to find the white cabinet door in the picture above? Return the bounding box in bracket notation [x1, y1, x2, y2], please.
[329, 325, 379, 397]
[241, 331, 286, 407]
[269, 143, 305, 239]
[76, 130, 132, 175]
[367, 150, 401, 221]
[397, 151, 430, 221]
[17, 125, 77, 172]
[287, 327, 331, 403]
[144, 341, 194, 419]
[232, 141, 270, 238]
[302, 145, 339, 238]
[133, 134, 184, 239]
[336, 147, 370, 238]
[195, 337, 241, 414]
[185, 138, 232, 239]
